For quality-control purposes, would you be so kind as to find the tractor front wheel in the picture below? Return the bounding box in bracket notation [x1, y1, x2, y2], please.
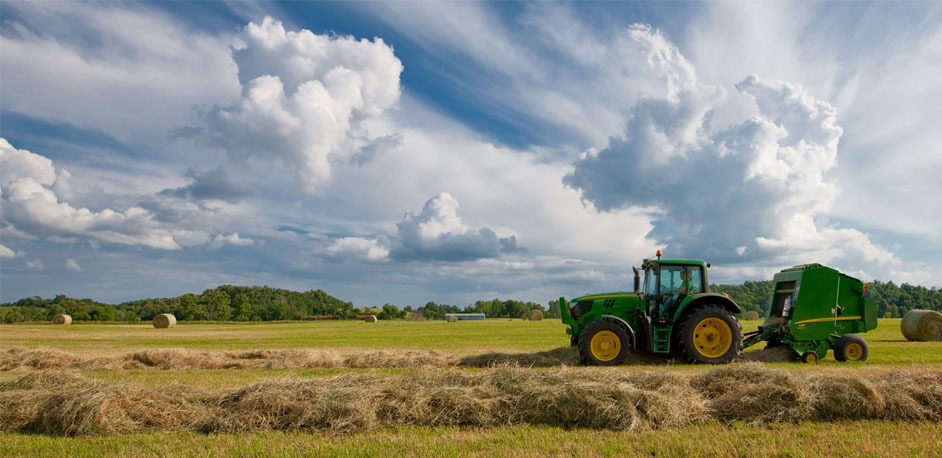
[678, 305, 743, 364]
[834, 334, 869, 362]
[579, 320, 631, 366]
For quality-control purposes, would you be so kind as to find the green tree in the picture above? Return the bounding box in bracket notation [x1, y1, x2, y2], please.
[232, 293, 251, 321]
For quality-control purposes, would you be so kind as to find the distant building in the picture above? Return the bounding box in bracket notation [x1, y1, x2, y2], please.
[444, 313, 485, 321]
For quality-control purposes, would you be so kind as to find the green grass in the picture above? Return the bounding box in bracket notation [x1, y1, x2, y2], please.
[2, 317, 941, 456]
[3, 318, 939, 365]
[2, 422, 940, 457]
[0, 319, 571, 355]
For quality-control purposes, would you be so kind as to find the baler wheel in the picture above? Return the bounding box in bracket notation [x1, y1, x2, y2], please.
[578, 320, 631, 366]
[678, 305, 743, 364]
[835, 334, 869, 362]
[801, 350, 819, 363]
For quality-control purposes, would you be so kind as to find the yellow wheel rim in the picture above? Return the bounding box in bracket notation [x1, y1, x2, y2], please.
[845, 342, 863, 361]
[805, 353, 817, 363]
[590, 330, 621, 362]
[692, 318, 733, 358]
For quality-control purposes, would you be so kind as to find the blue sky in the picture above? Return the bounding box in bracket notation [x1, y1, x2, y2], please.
[1, 1, 940, 306]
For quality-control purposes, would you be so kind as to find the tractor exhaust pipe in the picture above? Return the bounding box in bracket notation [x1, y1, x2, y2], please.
[632, 266, 640, 293]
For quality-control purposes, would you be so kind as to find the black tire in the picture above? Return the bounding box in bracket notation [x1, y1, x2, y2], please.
[677, 305, 743, 364]
[834, 334, 868, 362]
[578, 320, 631, 366]
[801, 350, 819, 364]
[570, 335, 579, 347]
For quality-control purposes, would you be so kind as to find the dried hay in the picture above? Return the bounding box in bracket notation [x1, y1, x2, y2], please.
[363, 315, 378, 323]
[447, 316, 458, 323]
[528, 309, 543, 321]
[2, 365, 942, 436]
[900, 309, 942, 341]
[745, 311, 760, 320]
[52, 314, 72, 325]
[152, 313, 176, 329]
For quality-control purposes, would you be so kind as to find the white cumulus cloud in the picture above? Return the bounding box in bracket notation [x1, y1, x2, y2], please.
[564, 25, 898, 278]
[65, 258, 82, 271]
[325, 193, 520, 263]
[200, 16, 403, 190]
[209, 233, 256, 250]
[0, 139, 183, 250]
[0, 243, 15, 258]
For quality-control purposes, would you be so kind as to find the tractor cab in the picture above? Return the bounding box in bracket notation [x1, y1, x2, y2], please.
[639, 251, 710, 323]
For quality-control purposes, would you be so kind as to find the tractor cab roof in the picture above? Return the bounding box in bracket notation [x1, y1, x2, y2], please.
[641, 259, 708, 267]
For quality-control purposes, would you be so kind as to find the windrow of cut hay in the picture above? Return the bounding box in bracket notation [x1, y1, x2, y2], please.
[0, 347, 672, 371]
[1, 347, 580, 371]
[1, 364, 940, 436]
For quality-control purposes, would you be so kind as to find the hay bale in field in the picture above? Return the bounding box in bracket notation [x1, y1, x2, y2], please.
[363, 315, 378, 323]
[528, 309, 543, 321]
[52, 314, 72, 325]
[447, 316, 458, 323]
[152, 313, 177, 329]
[901, 309, 942, 341]
[745, 311, 760, 320]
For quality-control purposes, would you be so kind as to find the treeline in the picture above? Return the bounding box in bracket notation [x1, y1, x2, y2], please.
[710, 281, 774, 314]
[0, 286, 355, 323]
[383, 299, 561, 321]
[0, 286, 560, 323]
[711, 280, 942, 318]
[865, 280, 942, 318]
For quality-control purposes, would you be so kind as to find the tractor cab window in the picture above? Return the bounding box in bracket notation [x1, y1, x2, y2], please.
[657, 265, 703, 319]
[644, 267, 658, 297]
[660, 265, 702, 295]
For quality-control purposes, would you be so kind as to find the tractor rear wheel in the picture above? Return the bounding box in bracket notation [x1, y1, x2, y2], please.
[678, 305, 743, 364]
[834, 334, 869, 362]
[579, 320, 631, 366]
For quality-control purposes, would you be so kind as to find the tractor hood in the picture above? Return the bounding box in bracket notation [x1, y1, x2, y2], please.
[573, 292, 639, 301]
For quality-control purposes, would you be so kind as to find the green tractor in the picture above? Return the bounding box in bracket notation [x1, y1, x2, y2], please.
[560, 251, 744, 365]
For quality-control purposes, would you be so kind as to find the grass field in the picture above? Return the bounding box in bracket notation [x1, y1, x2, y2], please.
[2, 318, 940, 457]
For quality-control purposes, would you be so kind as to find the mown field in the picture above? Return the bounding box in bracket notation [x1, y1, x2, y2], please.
[1, 318, 940, 457]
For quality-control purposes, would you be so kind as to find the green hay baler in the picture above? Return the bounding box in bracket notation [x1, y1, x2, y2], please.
[742, 264, 878, 363]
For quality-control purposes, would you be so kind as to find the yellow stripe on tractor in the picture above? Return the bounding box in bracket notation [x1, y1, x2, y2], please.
[792, 316, 862, 326]
[578, 293, 639, 301]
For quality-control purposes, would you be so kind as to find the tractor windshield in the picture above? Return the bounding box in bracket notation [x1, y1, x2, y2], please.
[644, 267, 657, 297]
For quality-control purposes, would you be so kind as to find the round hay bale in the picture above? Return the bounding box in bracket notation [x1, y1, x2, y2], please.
[153, 313, 177, 329]
[364, 315, 378, 323]
[447, 316, 458, 323]
[745, 311, 760, 321]
[52, 314, 72, 325]
[528, 309, 543, 321]
[900, 309, 942, 341]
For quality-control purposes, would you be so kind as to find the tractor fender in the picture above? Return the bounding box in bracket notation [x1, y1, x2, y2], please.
[671, 293, 743, 323]
[600, 314, 636, 348]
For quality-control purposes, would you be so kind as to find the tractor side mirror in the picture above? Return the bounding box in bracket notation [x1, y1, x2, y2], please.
[632, 266, 640, 293]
